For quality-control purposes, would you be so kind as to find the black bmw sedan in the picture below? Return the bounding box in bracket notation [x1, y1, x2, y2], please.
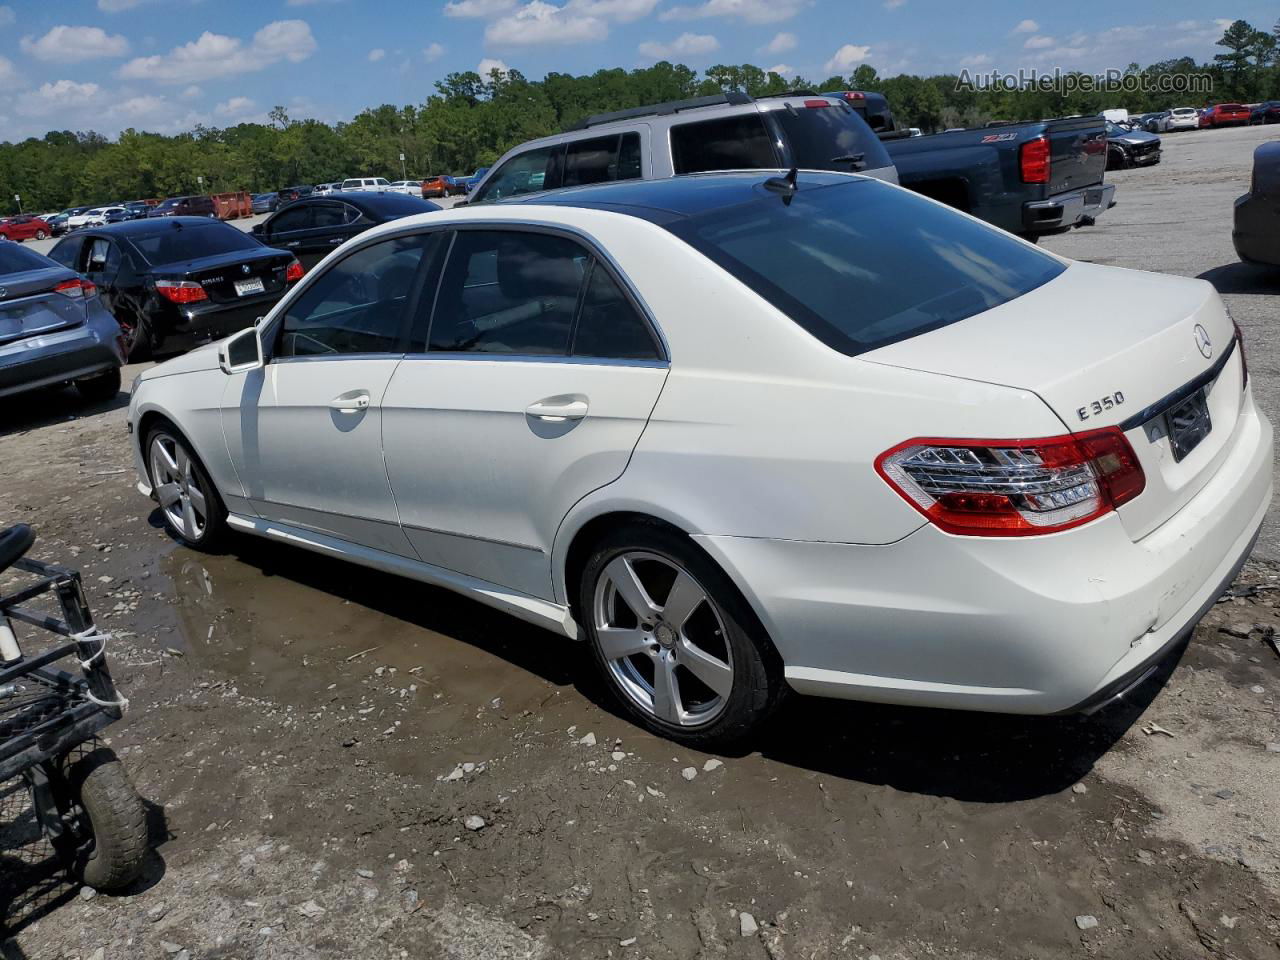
[251, 191, 441, 270]
[48, 217, 302, 360]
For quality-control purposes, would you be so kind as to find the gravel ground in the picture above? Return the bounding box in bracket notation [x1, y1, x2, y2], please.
[2, 134, 1279, 959]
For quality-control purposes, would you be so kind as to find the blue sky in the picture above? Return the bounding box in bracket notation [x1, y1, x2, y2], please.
[0, 0, 1271, 140]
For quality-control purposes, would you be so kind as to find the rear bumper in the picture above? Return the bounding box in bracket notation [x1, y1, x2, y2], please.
[0, 307, 124, 398]
[695, 397, 1272, 715]
[1022, 182, 1116, 233]
[155, 292, 286, 349]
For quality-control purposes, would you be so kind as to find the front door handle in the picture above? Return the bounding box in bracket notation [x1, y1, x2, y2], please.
[285, 240, 301, 247]
[525, 397, 588, 422]
[329, 391, 370, 414]
[328, 237, 344, 244]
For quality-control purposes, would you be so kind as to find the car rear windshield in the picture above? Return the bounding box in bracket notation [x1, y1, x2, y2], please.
[0, 244, 55, 276]
[665, 178, 1066, 356]
[769, 102, 893, 173]
[130, 223, 261, 265]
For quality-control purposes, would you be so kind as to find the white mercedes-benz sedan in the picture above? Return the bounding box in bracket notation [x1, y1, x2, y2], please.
[128, 171, 1272, 747]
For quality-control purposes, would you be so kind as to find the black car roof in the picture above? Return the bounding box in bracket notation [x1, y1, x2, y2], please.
[289, 192, 440, 217]
[78, 216, 235, 238]
[504, 170, 859, 223]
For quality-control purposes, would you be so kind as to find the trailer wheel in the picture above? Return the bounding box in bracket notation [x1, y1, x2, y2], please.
[57, 745, 148, 892]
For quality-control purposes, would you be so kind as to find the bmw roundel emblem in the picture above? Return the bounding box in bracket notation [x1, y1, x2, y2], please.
[241, 264, 251, 275]
[1194, 324, 1212, 359]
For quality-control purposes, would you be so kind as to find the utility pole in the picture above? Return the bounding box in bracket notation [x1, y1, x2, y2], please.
[399, 152, 406, 179]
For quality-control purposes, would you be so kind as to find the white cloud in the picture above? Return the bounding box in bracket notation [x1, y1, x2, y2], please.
[477, 57, 511, 77]
[958, 53, 991, 67]
[765, 63, 793, 75]
[1023, 34, 1055, 49]
[111, 94, 166, 119]
[15, 80, 103, 117]
[21, 25, 130, 61]
[566, 0, 658, 21]
[0, 56, 21, 91]
[824, 43, 871, 73]
[0, 6, 13, 26]
[423, 42, 445, 62]
[368, 48, 386, 62]
[760, 31, 796, 55]
[180, 84, 201, 99]
[638, 31, 719, 59]
[215, 96, 257, 117]
[660, 0, 808, 25]
[286, 0, 344, 4]
[119, 20, 316, 84]
[1012, 18, 1038, 34]
[485, 2, 608, 46]
[445, 0, 517, 16]
[884, 0, 905, 8]
[97, 0, 142, 10]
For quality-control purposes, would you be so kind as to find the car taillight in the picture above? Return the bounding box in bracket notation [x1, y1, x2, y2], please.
[285, 259, 305, 282]
[155, 279, 208, 304]
[876, 428, 1145, 536]
[1020, 136, 1051, 184]
[53, 277, 96, 299]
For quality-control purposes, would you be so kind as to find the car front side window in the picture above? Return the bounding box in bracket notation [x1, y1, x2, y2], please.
[277, 233, 444, 358]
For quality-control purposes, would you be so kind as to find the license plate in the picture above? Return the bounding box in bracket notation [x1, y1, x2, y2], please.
[1166, 388, 1212, 462]
[1085, 187, 1103, 206]
[234, 277, 265, 297]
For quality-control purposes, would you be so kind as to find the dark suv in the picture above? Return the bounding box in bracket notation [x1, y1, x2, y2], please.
[148, 195, 216, 218]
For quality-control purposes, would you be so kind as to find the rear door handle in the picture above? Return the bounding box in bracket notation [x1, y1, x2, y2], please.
[328, 238, 344, 244]
[329, 391, 370, 414]
[525, 397, 588, 422]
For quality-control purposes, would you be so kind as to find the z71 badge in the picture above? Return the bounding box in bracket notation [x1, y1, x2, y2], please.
[1077, 391, 1125, 421]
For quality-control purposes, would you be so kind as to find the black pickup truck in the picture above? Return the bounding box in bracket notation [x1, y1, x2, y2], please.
[881, 118, 1115, 238]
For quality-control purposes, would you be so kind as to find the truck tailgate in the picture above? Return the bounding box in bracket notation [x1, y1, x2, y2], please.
[1045, 118, 1107, 195]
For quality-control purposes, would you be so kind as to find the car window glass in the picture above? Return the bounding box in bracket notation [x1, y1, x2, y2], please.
[563, 133, 642, 187]
[771, 103, 893, 173]
[46, 238, 82, 270]
[311, 203, 347, 229]
[278, 233, 442, 357]
[270, 205, 312, 233]
[427, 230, 587, 355]
[572, 261, 660, 360]
[472, 145, 564, 202]
[85, 238, 120, 277]
[670, 113, 778, 174]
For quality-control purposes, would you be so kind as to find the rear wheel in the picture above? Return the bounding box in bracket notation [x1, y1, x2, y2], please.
[74, 367, 121, 402]
[579, 523, 785, 748]
[54, 746, 147, 892]
[145, 425, 227, 550]
[34, 230, 47, 240]
[120, 313, 152, 362]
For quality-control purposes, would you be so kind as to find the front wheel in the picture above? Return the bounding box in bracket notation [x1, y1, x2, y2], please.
[145, 425, 228, 550]
[578, 523, 786, 748]
[55, 746, 147, 891]
[35, 230, 47, 240]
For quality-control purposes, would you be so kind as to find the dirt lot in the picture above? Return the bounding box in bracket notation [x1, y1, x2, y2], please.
[2, 128, 1280, 960]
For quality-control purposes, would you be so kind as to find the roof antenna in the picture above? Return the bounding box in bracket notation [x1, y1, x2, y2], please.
[763, 167, 799, 205]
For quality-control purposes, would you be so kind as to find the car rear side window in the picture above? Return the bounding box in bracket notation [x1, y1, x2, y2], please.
[131, 223, 260, 265]
[563, 133, 643, 188]
[572, 262, 660, 360]
[427, 230, 587, 355]
[670, 114, 778, 174]
[278, 233, 444, 357]
[0, 244, 54, 275]
[770, 102, 892, 174]
[667, 179, 1066, 356]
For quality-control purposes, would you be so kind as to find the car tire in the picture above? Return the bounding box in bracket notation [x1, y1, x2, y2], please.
[74, 367, 121, 403]
[144, 424, 228, 551]
[578, 522, 787, 748]
[122, 313, 153, 362]
[35, 230, 47, 240]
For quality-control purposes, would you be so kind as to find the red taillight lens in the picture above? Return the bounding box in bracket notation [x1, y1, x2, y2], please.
[1020, 136, 1051, 184]
[804, 99, 832, 108]
[876, 428, 1145, 536]
[285, 259, 304, 283]
[155, 279, 208, 304]
[841, 91, 866, 100]
[54, 277, 96, 299]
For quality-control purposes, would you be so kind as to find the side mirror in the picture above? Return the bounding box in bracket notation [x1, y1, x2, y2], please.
[218, 325, 264, 375]
[251, 223, 264, 237]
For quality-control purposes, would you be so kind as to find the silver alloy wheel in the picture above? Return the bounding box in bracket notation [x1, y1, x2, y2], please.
[593, 550, 734, 727]
[148, 432, 208, 541]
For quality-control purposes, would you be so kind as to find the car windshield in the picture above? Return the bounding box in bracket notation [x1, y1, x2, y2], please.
[0, 244, 54, 276]
[130, 223, 261, 265]
[665, 177, 1065, 356]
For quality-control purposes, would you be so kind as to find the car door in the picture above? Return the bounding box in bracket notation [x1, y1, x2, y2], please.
[381, 227, 669, 600]
[261, 203, 315, 261]
[80, 236, 124, 313]
[221, 230, 448, 556]
[300, 201, 361, 268]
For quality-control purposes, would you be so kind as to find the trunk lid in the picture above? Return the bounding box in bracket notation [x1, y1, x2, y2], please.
[153, 249, 293, 305]
[863, 262, 1245, 541]
[0, 266, 87, 346]
[1044, 118, 1107, 195]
